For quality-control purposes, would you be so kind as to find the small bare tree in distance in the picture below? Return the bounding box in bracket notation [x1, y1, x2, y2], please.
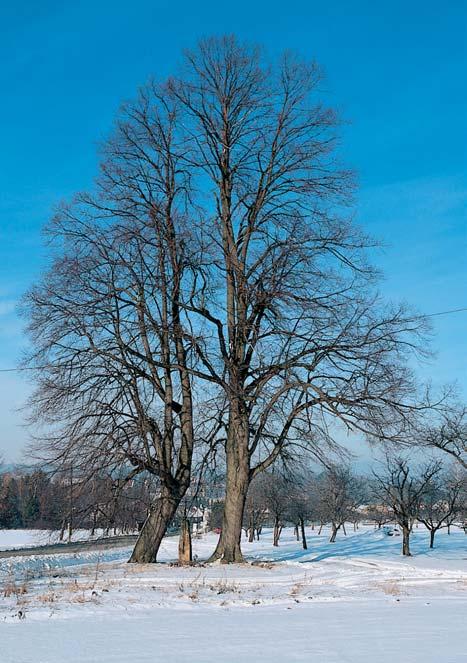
[318, 466, 364, 543]
[373, 457, 441, 556]
[417, 466, 465, 548]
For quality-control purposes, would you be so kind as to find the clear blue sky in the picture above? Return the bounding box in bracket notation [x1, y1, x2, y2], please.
[0, 0, 466, 462]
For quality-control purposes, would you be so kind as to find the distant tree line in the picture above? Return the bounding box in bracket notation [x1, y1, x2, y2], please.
[0, 469, 155, 536]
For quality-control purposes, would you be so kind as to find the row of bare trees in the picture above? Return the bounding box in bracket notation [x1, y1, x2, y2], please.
[240, 459, 466, 555]
[373, 457, 466, 555]
[21, 35, 462, 563]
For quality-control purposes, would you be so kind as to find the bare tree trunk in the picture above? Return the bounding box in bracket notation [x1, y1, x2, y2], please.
[342, 523, 347, 536]
[178, 517, 192, 565]
[209, 417, 249, 563]
[59, 518, 66, 542]
[402, 525, 411, 556]
[318, 523, 324, 535]
[129, 488, 180, 563]
[90, 510, 97, 537]
[329, 523, 339, 543]
[300, 517, 307, 550]
[429, 529, 436, 549]
[294, 524, 299, 541]
[273, 517, 282, 547]
[67, 465, 73, 543]
[248, 526, 255, 543]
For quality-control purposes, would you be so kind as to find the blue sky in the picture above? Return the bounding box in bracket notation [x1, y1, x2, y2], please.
[0, 0, 466, 462]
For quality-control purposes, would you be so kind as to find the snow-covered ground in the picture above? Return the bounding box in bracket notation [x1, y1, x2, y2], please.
[1, 525, 466, 662]
[0, 528, 126, 550]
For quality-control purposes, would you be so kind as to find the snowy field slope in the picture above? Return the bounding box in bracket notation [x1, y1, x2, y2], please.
[0, 525, 466, 662]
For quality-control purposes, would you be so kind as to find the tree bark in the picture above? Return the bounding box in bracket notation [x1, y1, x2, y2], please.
[209, 419, 250, 563]
[300, 517, 308, 550]
[128, 488, 180, 563]
[329, 523, 339, 543]
[402, 525, 411, 556]
[273, 516, 282, 547]
[59, 518, 66, 542]
[178, 516, 192, 565]
[429, 529, 436, 549]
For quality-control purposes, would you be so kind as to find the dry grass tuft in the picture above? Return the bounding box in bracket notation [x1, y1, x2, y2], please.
[3, 581, 28, 598]
[379, 581, 403, 596]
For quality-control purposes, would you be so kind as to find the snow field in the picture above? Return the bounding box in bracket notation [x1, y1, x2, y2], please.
[0, 525, 465, 662]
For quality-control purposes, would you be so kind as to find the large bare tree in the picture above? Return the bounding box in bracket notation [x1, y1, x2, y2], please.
[22, 91, 219, 562]
[166, 36, 431, 561]
[24, 35, 435, 564]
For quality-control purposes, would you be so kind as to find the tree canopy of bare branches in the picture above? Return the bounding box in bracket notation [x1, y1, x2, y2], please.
[22, 94, 218, 562]
[23, 35, 437, 564]
[419, 406, 467, 470]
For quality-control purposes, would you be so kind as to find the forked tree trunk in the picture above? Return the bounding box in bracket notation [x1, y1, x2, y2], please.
[273, 517, 282, 547]
[402, 525, 411, 556]
[129, 487, 180, 563]
[209, 416, 250, 563]
[299, 517, 307, 550]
